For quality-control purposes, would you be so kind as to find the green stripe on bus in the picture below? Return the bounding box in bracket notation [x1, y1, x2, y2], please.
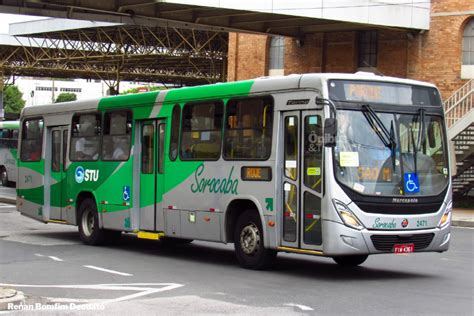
[158, 79, 255, 195]
[97, 90, 160, 119]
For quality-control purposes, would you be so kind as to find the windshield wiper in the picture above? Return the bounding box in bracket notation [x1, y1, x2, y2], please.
[362, 104, 397, 150]
[416, 108, 426, 153]
[410, 108, 426, 174]
[362, 104, 397, 170]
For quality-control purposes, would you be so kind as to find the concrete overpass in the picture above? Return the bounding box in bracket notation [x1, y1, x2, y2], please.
[0, 1, 431, 38]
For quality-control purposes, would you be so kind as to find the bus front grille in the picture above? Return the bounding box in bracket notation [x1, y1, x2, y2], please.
[370, 233, 435, 252]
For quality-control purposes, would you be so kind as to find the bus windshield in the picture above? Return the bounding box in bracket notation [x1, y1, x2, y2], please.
[334, 110, 449, 196]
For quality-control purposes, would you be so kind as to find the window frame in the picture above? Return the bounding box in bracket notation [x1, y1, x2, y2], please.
[268, 36, 285, 71]
[101, 109, 133, 162]
[20, 117, 44, 162]
[179, 100, 224, 161]
[358, 30, 378, 68]
[462, 19, 474, 66]
[223, 95, 274, 161]
[69, 111, 102, 162]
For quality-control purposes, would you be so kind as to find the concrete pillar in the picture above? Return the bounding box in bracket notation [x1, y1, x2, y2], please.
[0, 69, 4, 120]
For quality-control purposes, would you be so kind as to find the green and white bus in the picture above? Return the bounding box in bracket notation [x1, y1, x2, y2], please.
[0, 120, 19, 187]
[17, 73, 452, 269]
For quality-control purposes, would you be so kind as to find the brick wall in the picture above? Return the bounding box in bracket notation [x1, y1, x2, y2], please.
[228, 30, 408, 80]
[378, 31, 408, 78]
[227, 33, 268, 81]
[432, 0, 473, 12]
[324, 32, 357, 73]
[406, 0, 474, 98]
[284, 34, 323, 74]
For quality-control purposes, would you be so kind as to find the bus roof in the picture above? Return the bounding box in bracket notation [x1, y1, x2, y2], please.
[21, 73, 438, 117]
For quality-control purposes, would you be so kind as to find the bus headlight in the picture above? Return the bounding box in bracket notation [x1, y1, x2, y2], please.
[438, 201, 452, 228]
[332, 199, 365, 230]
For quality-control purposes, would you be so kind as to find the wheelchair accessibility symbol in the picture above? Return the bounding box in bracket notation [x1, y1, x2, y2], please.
[123, 186, 130, 201]
[404, 173, 419, 194]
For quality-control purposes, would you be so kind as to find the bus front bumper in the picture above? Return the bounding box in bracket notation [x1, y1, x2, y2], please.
[322, 220, 451, 256]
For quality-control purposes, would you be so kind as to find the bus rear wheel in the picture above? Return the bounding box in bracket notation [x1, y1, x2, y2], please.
[78, 198, 120, 245]
[233, 210, 277, 270]
[332, 255, 368, 267]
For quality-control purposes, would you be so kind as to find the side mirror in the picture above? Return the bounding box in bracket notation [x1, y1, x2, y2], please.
[428, 123, 436, 148]
[324, 118, 337, 147]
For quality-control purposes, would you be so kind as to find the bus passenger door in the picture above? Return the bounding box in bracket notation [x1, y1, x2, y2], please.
[281, 111, 300, 248]
[299, 111, 323, 250]
[281, 111, 323, 250]
[50, 126, 69, 220]
[139, 119, 166, 232]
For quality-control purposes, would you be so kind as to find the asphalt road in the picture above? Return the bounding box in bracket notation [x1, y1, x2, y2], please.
[0, 204, 472, 315]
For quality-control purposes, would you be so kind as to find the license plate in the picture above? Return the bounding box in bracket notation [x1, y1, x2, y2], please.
[393, 243, 414, 253]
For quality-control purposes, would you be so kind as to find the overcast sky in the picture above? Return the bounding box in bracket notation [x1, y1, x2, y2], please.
[0, 13, 46, 34]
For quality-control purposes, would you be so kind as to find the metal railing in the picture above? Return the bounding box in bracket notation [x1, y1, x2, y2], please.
[444, 80, 473, 128]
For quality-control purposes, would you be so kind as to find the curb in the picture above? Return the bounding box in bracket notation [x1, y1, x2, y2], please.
[0, 288, 25, 311]
[452, 220, 474, 228]
[0, 196, 16, 205]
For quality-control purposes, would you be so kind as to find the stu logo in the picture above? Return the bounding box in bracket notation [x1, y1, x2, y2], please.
[75, 166, 99, 183]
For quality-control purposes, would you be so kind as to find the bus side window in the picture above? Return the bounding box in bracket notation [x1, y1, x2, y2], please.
[70, 113, 101, 161]
[102, 110, 132, 161]
[12, 129, 19, 150]
[180, 101, 223, 160]
[169, 104, 180, 161]
[141, 124, 154, 174]
[303, 115, 323, 193]
[20, 118, 44, 162]
[51, 130, 61, 172]
[224, 96, 274, 160]
[0, 129, 4, 148]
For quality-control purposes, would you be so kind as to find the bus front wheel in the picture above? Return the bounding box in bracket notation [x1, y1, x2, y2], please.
[332, 255, 368, 267]
[78, 198, 120, 245]
[233, 210, 277, 270]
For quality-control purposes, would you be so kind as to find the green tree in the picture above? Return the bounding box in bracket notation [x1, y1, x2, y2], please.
[55, 92, 77, 103]
[3, 85, 25, 114]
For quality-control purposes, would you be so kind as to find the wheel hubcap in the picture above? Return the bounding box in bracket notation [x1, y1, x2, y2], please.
[82, 209, 94, 237]
[240, 223, 260, 256]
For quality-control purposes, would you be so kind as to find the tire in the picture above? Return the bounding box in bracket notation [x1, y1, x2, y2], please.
[333, 255, 368, 267]
[1, 168, 8, 187]
[160, 237, 193, 246]
[78, 198, 113, 245]
[234, 210, 277, 270]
